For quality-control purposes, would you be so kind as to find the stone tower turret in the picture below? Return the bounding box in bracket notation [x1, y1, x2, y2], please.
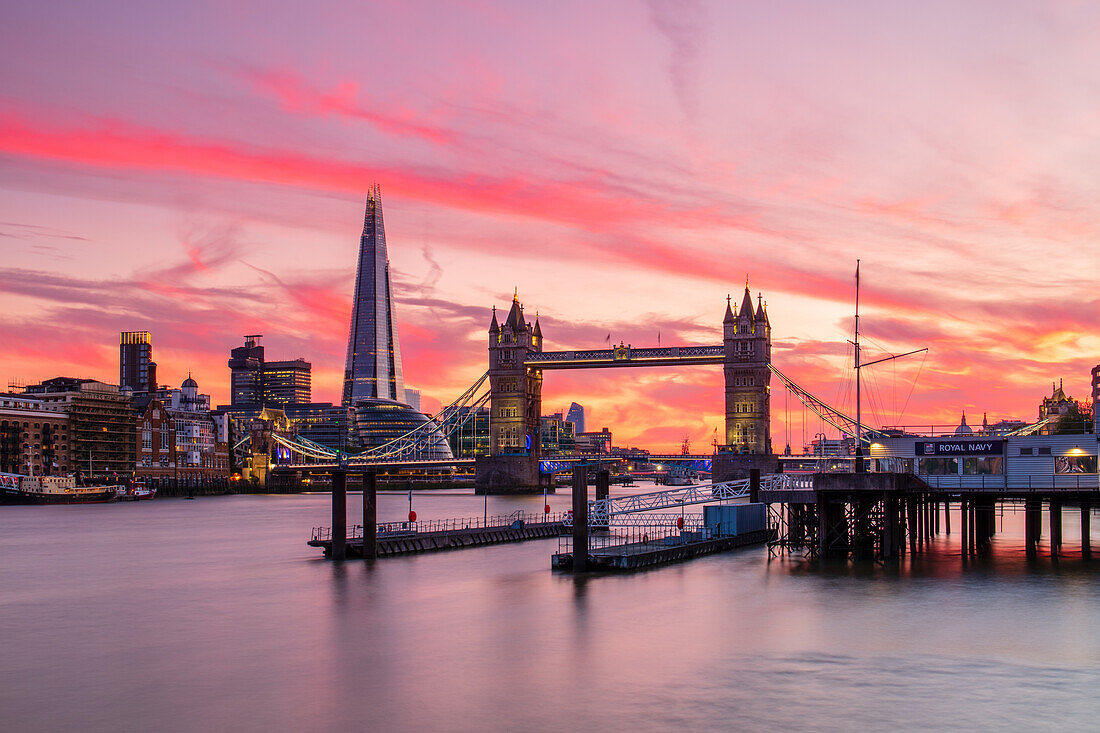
[487, 292, 543, 458]
[723, 285, 772, 454]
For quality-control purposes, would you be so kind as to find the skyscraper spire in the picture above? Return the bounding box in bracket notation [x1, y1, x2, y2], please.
[342, 185, 406, 406]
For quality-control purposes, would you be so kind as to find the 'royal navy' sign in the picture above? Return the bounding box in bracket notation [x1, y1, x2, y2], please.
[915, 440, 1004, 456]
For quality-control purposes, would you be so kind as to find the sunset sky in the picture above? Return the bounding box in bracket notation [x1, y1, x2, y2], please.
[2, 1, 1098, 452]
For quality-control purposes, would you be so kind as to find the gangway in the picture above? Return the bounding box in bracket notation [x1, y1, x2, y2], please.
[562, 474, 792, 527]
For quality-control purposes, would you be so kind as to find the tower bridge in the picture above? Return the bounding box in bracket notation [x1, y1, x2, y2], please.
[269, 282, 892, 494]
[478, 287, 774, 492]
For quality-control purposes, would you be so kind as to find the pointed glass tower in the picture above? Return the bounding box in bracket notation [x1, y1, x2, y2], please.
[342, 185, 406, 407]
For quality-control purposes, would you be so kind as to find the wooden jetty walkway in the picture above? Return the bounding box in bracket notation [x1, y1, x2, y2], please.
[309, 514, 565, 558]
[552, 528, 772, 571]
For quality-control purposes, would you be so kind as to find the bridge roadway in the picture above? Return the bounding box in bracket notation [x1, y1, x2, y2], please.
[525, 345, 723, 370]
[285, 458, 475, 472]
[283, 454, 717, 474]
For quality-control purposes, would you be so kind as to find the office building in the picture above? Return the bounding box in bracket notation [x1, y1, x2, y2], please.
[228, 335, 265, 405]
[24, 377, 135, 480]
[1093, 365, 1100, 435]
[352, 398, 453, 459]
[0, 393, 70, 475]
[541, 412, 564, 454]
[261, 359, 311, 406]
[342, 184, 406, 406]
[575, 427, 612, 455]
[287, 403, 352, 451]
[404, 388, 422, 412]
[566, 402, 586, 435]
[447, 406, 490, 458]
[119, 331, 152, 392]
[226, 335, 311, 408]
[139, 376, 229, 479]
[339, 186, 450, 456]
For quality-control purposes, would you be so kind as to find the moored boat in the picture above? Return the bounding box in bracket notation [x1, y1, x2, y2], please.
[115, 481, 157, 501]
[0, 473, 120, 505]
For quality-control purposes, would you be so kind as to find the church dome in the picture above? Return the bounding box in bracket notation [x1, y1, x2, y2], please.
[182, 376, 198, 389]
[954, 411, 973, 436]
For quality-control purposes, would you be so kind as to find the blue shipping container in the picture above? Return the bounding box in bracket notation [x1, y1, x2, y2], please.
[704, 503, 766, 537]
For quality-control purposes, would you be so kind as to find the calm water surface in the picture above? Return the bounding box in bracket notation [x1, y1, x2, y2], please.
[3, 485, 1100, 732]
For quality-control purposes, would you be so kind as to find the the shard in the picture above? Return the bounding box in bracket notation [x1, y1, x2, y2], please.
[342, 184, 406, 407]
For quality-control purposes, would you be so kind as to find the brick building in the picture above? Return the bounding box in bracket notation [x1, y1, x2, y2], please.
[0, 393, 71, 475]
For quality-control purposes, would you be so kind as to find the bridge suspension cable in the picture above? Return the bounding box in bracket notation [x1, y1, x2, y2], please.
[767, 363, 893, 445]
[561, 475, 795, 527]
[355, 372, 490, 461]
[264, 371, 492, 465]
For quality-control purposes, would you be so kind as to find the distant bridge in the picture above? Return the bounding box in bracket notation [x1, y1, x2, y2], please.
[538, 454, 715, 474]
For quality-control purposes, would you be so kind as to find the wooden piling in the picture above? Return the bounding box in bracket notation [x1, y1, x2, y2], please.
[1082, 503, 1092, 558]
[332, 469, 347, 561]
[973, 499, 980, 552]
[1050, 499, 1062, 559]
[362, 471, 377, 560]
[1025, 497, 1038, 558]
[907, 499, 917, 555]
[571, 465, 589, 572]
[595, 470, 610, 502]
[960, 498, 969, 556]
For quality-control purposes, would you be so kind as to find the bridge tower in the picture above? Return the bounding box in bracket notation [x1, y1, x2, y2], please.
[476, 292, 544, 493]
[715, 285, 777, 481]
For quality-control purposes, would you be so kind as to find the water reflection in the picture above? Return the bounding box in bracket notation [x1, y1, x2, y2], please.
[2, 487, 1100, 731]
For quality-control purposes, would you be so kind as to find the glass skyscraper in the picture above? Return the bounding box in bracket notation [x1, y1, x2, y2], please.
[340, 186, 453, 460]
[342, 185, 406, 407]
[566, 402, 586, 435]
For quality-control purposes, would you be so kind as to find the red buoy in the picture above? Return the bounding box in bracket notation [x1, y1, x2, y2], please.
[544, 504, 551, 514]
[677, 516, 684, 529]
[408, 510, 417, 523]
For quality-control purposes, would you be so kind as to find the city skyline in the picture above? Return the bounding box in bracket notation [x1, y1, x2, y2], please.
[3, 2, 1099, 452]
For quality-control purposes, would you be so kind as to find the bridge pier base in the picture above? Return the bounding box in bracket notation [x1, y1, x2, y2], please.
[475, 455, 541, 494]
[712, 453, 779, 483]
[332, 469, 347, 561]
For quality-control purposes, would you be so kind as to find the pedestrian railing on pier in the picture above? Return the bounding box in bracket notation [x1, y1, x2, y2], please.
[557, 514, 707, 556]
[310, 510, 568, 543]
[915, 474, 1100, 491]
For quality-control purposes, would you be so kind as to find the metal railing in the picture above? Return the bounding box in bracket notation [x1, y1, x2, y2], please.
[310, 510, 567, 542]
[918, 474, 1100, 491]
[582, 474, 790, 524]
[558, 515, 708, 555]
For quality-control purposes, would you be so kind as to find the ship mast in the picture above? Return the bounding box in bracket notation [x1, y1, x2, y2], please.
[848, 260, 927, 473]
[854, 260, 864, 472]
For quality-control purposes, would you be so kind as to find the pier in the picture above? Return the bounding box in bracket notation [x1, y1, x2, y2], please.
[765, 472, 1100, 562]
[552, 529, 771, 571]
[308, 513, 565, 558]
[310, 464, 776, 570]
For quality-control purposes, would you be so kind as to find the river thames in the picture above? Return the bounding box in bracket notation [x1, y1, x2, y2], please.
[3, 485, 1100, 731]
